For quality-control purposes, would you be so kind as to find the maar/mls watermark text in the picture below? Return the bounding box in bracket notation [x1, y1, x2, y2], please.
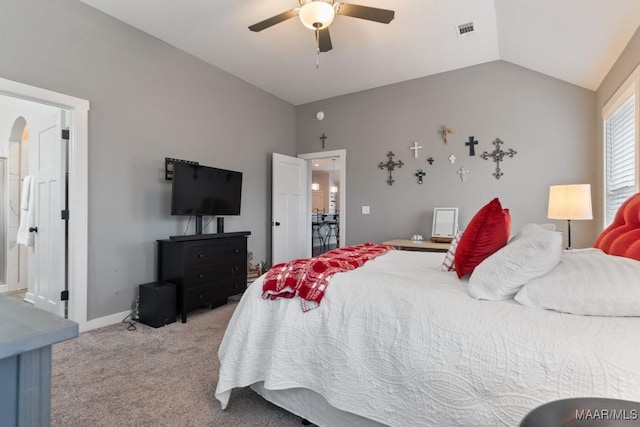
[576, 408, 638, 421]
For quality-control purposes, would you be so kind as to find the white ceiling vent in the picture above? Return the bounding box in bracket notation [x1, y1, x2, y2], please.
[456, 21, 476, 38]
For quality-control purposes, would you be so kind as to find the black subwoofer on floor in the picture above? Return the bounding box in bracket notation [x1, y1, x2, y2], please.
[138, 282, 177, 328]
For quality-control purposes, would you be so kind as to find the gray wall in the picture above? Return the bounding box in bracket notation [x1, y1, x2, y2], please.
[0, 0, 296, 320]
[296, 61, 598, 249]
[596, 26, 640, 229]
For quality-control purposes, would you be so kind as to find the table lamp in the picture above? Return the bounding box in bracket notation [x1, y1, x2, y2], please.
[547, 184, 593, 249]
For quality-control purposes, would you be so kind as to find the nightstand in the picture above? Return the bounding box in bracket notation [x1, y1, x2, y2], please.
[383, 239, 450, 253]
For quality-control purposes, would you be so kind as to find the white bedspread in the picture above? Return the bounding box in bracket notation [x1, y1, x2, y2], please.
[215, 250, 640, 426]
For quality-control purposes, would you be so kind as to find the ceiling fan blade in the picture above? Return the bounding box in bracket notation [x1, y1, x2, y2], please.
[318, 28, 333, 52]
[249, 9, 298, 32]
[337, 3, 395, 24]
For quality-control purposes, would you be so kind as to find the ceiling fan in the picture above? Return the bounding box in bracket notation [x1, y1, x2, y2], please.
[249, 0, 395, 58]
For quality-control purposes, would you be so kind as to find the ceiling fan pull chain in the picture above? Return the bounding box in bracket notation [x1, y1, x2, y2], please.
[315, 27, 320, 69]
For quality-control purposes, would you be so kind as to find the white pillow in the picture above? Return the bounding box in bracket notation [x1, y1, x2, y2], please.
[509, 223, 556, 243]
[515, 248, 640, 316]
[468, 226, 562, 300]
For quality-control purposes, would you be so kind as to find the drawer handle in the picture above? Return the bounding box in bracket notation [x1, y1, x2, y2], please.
[199, 274, 204, 278]
[198, 254, 204, 258]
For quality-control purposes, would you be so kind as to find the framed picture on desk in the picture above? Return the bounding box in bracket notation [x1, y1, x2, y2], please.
[431, 207, 459, 243]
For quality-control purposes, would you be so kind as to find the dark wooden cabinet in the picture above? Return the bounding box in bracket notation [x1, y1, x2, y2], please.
[157, 231, 250, 323]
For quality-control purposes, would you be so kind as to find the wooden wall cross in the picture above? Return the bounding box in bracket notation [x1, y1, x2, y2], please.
[439, 125, 454, 144]
[378, 151, 404, 185]
[480, 138, 517, 179]
[320, 133, 327, 149]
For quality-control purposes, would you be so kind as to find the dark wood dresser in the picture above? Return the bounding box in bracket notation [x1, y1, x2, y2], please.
[157, 231, 251, 323]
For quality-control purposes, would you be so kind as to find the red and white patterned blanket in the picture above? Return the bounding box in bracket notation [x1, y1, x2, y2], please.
[262, 242, 393, 311]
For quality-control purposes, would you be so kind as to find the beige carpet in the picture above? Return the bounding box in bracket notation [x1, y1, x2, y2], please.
[51, 300, 303, 426]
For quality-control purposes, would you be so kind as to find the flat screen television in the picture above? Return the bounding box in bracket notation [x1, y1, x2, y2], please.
[171, 162, 242, 234]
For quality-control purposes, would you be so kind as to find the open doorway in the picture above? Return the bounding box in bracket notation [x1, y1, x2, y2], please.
[298, 149, 346, 257]
[0, 77, 89, 330]
[0, 96, 68, 316]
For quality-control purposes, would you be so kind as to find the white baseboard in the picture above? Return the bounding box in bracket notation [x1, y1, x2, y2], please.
[80, 309, 131, 333]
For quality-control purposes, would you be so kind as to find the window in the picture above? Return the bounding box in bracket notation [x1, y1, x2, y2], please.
[603, 66, 640, 226]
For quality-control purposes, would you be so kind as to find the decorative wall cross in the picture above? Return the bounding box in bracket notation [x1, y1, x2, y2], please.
[448, 154, 456, 164]
[427, 157, 434, 165]
[378, 151, 404, 185]
[439, 125, 454, 144]
[320, 133, 327, 149]
[480, 138, 517, 179]
[410, 141, 422, 158]
[415, 169, 426, 184]
[457, 166, 469, 182]
[465, 136, 478, 156]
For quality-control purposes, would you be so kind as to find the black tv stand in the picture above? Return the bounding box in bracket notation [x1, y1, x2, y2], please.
[168, 231, 248, 242]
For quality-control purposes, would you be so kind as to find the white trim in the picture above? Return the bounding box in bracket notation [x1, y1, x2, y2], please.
[602, 64, 640, 118]
[81, 309, 130, 333]
[298, 149, 347, 251]
[602, 81, 636, 119]
[0, 77, 90, 332]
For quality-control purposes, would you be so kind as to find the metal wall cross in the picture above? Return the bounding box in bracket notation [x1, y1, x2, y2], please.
[378, 151, 404, 185]
[465, 136, 478, 156]
[480, 138, 517, 179]
[415, 169, 426, 184]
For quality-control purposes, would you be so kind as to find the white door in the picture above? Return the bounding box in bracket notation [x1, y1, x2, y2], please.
[27, 111, 67, 316]
[0, 158, 5, 287]
[272, 153, 309, 265]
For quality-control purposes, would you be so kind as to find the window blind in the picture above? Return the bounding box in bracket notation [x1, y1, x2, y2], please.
[605, 94, 636, 225]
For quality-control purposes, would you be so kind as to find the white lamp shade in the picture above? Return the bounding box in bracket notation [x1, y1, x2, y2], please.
[299, 1, 335, 30]
[548, 184, 593, 220]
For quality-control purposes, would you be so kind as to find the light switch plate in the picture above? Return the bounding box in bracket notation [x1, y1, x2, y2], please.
[362, 206, 370, 215]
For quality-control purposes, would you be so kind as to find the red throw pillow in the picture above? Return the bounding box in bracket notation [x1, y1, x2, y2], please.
[454, 198, 511, 278]
[594, 193, 640, 261]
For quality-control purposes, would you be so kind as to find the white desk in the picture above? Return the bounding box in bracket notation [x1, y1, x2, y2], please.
[383, 239, 450, 253]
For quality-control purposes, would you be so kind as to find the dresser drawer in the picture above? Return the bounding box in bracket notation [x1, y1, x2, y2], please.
[211, 278, 246, 300]
[185, 239, 246, 268]
[185, 285, 214, 310]
[185, 280, 244, 310]
[184, 262, 246, 288]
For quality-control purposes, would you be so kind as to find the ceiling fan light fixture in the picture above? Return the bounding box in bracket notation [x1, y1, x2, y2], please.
[299, 0, 335, 30]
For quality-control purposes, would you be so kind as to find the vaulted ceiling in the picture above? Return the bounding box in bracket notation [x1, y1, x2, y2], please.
[79, 0, 640, 105]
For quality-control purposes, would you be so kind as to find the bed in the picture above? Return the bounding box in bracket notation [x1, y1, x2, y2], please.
[215, 196, 640, 426]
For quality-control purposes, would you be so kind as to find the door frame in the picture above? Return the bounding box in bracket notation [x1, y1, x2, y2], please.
[298, 149, 346, 251]
[0, 77, 89, 331]
[0, 157, 5, 287]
